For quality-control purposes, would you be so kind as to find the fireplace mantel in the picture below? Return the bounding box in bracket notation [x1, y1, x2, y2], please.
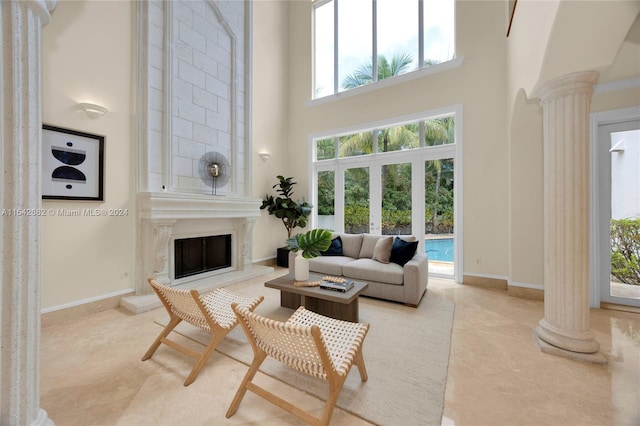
[122, 192, 271, 314]
[138, 192, 262, 221]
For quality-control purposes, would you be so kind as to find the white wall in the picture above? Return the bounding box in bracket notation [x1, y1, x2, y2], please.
[283, 0, 510, 278]
[611, 129, 640, 220]
[139, 1, 249, 196]
[506, 0, 640, 290]
[250, 0, 294, 260]
[42, 0, 134, 310]
[39, 0, 640, 309]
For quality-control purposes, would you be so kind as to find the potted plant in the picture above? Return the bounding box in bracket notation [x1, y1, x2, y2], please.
[286, 228, 332, 281]
[261, 175, 313, 267]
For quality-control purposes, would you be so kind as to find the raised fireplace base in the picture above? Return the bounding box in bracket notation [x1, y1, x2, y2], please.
[128, 191, 267, 315]
[121, 264, 274, 314]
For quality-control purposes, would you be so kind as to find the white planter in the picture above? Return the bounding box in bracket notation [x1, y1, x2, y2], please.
[294, 253, 309, 281]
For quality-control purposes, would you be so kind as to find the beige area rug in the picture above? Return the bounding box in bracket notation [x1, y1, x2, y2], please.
[154, 280, 455, 426]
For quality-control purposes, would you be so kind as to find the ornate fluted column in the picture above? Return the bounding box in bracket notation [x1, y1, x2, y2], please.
[151, 220, 176, 285]
[1, 1, 57, 424]
[242, 217, 256, 270]
[533, 71, 606, 363]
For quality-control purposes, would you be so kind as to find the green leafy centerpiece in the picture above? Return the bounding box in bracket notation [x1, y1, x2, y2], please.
[286, 228, 332, 281]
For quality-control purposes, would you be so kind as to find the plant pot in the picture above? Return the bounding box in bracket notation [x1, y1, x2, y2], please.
[294, 253, 309, 281]
[276, 247, 290, 267]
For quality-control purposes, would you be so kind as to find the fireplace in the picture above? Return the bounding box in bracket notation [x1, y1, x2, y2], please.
[174, 234, 232, 279]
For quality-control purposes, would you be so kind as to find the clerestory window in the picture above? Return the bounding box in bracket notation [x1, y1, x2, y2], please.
[313, 0, 455, 99]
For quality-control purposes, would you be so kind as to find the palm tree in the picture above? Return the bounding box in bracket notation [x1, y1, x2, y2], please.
[338, 131, 374, 157]
[342, 53, 414, 90]
[337, 125, 420, 158]
[378, 123, 419, 152]
[339, 55, 455, 234]
[340, 53, 418, 157]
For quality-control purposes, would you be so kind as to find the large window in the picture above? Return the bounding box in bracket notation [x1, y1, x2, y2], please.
[313, 0, 455, 98]
[315, 117, 454, 160]
[313, 112, 459, 279]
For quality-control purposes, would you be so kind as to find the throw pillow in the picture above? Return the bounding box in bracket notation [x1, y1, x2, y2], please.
[321, 236, 343, 256]
[358, 234, 380, 258]
[340, 234, 364, 258]
[372, 236, 393, 264]
[390, 236, 419, 266]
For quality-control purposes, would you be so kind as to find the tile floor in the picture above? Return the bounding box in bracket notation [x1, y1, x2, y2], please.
[41, 268, 640, 425]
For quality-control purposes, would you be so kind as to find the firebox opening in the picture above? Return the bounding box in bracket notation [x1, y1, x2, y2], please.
[174, 234, 232, 280]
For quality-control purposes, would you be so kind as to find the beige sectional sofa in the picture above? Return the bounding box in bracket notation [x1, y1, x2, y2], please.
[288, 232, 428, 307]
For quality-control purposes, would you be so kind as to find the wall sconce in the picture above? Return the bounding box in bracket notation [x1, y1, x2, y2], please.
[259, 151, 271, 161]
[78, 102, 108, 119]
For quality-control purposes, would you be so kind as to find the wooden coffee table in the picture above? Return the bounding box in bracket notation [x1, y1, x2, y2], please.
[264, 273, 368, 322]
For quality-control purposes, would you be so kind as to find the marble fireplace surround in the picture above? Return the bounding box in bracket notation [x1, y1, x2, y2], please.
[121, 192, 272, 314]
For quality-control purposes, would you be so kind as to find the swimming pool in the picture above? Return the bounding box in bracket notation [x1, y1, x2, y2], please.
[425, 238, 454, 262]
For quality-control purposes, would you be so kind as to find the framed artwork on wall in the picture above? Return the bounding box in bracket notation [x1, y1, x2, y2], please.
[42, 125, 105, 201]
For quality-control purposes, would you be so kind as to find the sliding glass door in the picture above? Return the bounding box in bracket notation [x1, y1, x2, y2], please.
[344, 166, 370, 233]
[425, 157, 454, 277]
[595, 119, 640, 307]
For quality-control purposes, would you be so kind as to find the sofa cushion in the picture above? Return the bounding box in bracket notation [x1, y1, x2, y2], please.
[390, 236, 419, 266]
[372, 236, 393, 263]
[339, 234, 364, 258]
[358, 234, 381, 258]
[342, 258, 404, 285]
[321, 236, 342, 256]
[308, 256, 355, 276]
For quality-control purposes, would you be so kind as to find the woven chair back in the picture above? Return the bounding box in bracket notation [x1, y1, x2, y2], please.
[236, 306, 328, 379]
[148, 280, 209, 330]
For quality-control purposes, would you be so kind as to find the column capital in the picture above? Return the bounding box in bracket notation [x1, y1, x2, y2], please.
[534, 71, 599, 102]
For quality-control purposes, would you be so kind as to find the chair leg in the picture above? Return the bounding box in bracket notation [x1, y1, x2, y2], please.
[226, 351, 267, 418]
[319, 376, 347, 426]
[142, 315, 182, 361]
[354, 347, 368, 382]
[183, 329, 228, 386]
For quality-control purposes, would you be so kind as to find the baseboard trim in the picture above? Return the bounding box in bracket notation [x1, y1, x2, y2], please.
[600, 302, 640, 314]
[42, 291, 133, 328]
[462, 274, 507, 290]
[42, 262, 280, 326]
[508, 285, 544, 301]
[463, 275, 546, 301]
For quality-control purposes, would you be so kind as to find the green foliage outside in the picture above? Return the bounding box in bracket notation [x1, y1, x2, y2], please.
[315, 53, 455, 235]
[317, 170, 335, 215]
[317, 125, 455, 235]
[611, 218, 640, 286]
[342, 53, 415, 90]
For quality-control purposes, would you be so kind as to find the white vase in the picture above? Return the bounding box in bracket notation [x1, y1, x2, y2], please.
[294, 253, 309, 281]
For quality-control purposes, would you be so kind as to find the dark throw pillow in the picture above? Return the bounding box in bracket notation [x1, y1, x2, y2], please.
[321, 236, 343, 256]
[390, 237, 419, 266]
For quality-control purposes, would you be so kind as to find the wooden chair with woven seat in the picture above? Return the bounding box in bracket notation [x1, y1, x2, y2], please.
[142, 278, 264, 386]
[226, 303, 370, 426]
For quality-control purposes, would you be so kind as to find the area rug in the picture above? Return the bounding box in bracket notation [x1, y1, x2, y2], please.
[154, 279, 455, 426]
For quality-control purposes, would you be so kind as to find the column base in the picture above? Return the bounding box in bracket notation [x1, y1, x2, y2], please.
[534, 318, 601, 353]
[533, 330, 607, 364]
[32, 408, 54, 426]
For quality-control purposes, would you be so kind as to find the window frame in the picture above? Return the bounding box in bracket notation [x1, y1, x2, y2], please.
[312, 0, 456, 100]
[309, 105, 464, 282]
